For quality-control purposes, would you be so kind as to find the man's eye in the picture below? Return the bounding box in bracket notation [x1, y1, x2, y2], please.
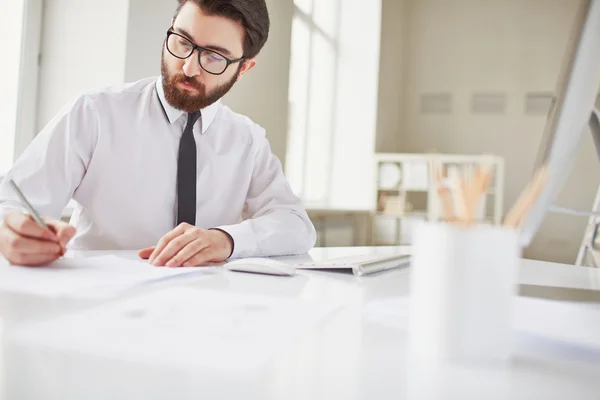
[205, 53, 224, 63]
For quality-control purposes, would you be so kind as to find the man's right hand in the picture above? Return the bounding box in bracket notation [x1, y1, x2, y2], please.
[0, 211, 76, 266]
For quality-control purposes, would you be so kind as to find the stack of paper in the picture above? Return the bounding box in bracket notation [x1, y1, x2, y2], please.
[0, 255, 213, 298]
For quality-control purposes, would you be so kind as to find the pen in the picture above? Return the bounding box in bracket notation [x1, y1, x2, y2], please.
[8, 179, 64, 254]
[8, 179, 50, 229]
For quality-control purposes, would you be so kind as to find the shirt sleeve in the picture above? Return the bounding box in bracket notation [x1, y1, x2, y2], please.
[0, 95, 98, 222]
[216, 130, 317, 258]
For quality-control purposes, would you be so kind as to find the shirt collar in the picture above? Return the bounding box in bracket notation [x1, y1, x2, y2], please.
[155, 76, 220, 134]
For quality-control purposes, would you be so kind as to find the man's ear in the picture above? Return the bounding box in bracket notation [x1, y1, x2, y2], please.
[236, 59, 257, 81]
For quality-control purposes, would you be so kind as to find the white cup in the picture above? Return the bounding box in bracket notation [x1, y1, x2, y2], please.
[407, 221, 520, 366]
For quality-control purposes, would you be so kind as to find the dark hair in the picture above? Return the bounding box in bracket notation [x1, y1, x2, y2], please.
[173, 0, 270, 59]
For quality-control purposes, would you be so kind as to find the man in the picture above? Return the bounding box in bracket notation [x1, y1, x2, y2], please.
[0, 0, 316, 267]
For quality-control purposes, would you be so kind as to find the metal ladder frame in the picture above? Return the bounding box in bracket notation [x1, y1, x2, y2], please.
[575, 107, 600, 267]
[575, 185, 600, 266]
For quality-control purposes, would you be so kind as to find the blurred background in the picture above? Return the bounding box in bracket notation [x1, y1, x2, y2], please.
[1, 0, 599, 264]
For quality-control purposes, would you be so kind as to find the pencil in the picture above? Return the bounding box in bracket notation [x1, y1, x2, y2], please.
[466, 165, 492, 224]
[8, 179, 50, 230]
[8, 179, 65, 255]
[503, 167, 548, 229]
[448, 166, 469, 223]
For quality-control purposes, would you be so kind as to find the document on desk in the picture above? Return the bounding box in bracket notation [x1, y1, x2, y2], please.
[8, 287, 342, 372]
[514, 297, 600, 359]
[0, 255, 213, 298]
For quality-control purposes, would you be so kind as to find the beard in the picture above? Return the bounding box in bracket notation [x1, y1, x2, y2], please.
[160, 52, 240, 113]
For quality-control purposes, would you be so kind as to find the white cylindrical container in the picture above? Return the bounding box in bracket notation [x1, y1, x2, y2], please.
[407, 221, 520, 366]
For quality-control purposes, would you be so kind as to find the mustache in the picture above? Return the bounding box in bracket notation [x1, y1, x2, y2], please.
[171, 74, 204, 91]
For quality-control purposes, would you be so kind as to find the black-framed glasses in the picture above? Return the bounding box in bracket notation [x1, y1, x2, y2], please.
[165, 29, 245, 75]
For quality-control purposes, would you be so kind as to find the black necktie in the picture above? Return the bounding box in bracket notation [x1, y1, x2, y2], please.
[176, 111, 201, 226]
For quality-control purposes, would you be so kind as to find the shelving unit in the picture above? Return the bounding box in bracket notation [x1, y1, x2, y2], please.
[372, 153, 505, 245]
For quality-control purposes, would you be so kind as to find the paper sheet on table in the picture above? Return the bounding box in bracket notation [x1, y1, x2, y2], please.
[364, 296, 600, 356]
[8, 287, 342, 372]
[514, 297, 600, 360]
[0, 255, 214, 298]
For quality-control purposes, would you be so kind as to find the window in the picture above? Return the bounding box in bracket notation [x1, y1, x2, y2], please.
[0, 0, 26, 174]
[286, 0, 340, 205]
[286, 0, 383, 210]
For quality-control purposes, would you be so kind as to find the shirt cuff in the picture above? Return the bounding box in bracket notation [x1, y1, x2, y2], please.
[208, 228, 235, 259]
[213, 222, 257, 259]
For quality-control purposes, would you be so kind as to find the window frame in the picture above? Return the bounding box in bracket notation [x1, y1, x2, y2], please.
[286, 1, 341, 205]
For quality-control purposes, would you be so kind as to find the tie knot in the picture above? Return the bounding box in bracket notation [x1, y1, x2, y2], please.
[187, 111, 201, 126]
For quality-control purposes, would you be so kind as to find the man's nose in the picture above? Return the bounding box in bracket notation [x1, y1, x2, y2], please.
[182, 51, 202, 77]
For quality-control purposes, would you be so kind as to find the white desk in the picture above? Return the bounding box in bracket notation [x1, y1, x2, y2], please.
[1, 247, 600, 399]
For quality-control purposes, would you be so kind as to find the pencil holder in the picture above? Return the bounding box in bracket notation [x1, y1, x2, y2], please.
[407, 221, 520, 366]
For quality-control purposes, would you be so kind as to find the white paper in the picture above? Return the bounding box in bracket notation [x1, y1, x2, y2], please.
[8, 287, 342, 372]
[514, 297, 600, 353]
[0, 255, 213, 298]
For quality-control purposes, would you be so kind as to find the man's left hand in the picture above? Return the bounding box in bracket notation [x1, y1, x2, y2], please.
[138, 223, 233, 267]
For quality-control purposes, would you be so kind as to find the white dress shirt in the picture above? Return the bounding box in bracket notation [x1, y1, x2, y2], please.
[0, 77, 316, 258]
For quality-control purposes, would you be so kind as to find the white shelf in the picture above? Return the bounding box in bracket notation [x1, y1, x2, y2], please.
[372, 153, 505, 246]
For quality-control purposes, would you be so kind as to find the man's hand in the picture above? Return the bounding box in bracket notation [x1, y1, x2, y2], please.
[138, 223, 233, 267]
[0, 211, 76, 266]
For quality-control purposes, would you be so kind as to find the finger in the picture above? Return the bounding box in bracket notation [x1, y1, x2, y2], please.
[6, 251, 62, 267]
[51, 223, 76, 249]
[43, 220, 74, 256]
[165, 239, 209, 267]
[0, 227, 62, 255]
[182, 248, 219, 267]
[4, 212, 58, 242]
[138, 247, 155, 260]
[152, 230, 198, 266]
[148, 223, 190, 263]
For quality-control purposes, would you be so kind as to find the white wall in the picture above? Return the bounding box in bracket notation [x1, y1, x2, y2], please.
[14, 0, 43, 161]
[124, 0, 173, 81]
[222, 0, 294, 165]
[376, 0, 600, 263]
[0, 0, 25, 172]
[36, 0, 130, 130]
[375, 0, 406, 153]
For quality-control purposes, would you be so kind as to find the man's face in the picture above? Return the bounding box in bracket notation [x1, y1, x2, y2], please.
[161, 2, 255, 112]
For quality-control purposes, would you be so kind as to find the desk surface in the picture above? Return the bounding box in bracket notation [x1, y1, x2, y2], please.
[1, 247, 600, 399]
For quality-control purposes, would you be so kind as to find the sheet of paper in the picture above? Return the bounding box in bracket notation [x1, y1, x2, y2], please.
[364, 296, 600, 355]
[514, 297, 600, 356]
[8, 287, 342, 372]
[0, 255, 214, 298]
